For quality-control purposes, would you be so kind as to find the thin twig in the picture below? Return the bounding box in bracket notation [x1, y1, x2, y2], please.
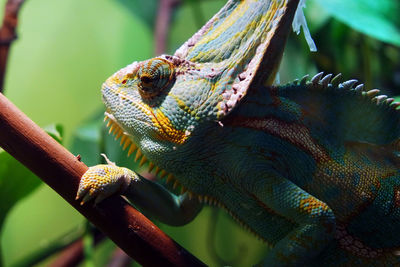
[0, 0, 25, 92]
[0, 92, 205, 267]
[154, 0, 180, 55]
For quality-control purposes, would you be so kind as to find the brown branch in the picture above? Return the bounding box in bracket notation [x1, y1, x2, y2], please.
[154, 0, 180, 55]
[49, 238, 83, 267]
[0, 0, 25, 92]
[49, 238, 86, 267]
[0, 92, 205, 267]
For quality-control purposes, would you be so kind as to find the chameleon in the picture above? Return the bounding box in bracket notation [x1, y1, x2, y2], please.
[76, 0, 400, 265]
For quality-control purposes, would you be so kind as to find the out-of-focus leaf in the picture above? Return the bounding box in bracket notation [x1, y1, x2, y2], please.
[9, 225, 86, 267]
[303, 0, 330, 33]
[313, 0, 400, 46]
[43, 124, 64, 144]
[82, 222, 95, 267]
[0, 150, 41, 227]
[70, 111, 104, 166]
[116, 0, 159, 28]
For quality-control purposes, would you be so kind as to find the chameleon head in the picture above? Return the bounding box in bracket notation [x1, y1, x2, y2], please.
[101, 55, 219, 163]
[101, 0, 302, 185]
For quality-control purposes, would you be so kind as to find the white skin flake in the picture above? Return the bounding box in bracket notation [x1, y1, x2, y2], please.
[292, 0, 317, 52]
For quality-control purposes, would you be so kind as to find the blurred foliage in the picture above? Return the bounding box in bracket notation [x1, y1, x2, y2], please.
[314, 0, 400, 46]
[0, 0, 399, 266]
[116, 0, 159, 28]
[0, 151, 40, 232]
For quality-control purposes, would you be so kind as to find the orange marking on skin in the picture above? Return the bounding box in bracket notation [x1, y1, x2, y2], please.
[152, 110, 188, 144]
[105, 81, 186, 146]
[299, 196, 329, 214]
[105, 68, 138, 88]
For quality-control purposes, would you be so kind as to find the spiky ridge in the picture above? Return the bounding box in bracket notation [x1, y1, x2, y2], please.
[291, 72, 400, 110]
[280, 72, 400, 146]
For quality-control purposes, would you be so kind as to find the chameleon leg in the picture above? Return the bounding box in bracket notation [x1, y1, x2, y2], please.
[124, 175, 202, 226]
[77, 159, 202, 226]
[251, 175, 336, 266]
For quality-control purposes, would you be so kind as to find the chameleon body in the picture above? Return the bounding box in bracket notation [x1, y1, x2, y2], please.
[77, 0, 400, 265]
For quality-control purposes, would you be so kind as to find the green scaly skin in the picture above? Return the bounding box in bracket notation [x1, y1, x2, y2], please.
[76, 0, 400, 265]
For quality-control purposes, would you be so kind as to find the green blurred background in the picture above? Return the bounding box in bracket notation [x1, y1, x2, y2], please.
[0, 0, 399, 266]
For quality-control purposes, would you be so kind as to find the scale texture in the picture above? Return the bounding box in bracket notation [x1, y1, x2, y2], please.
[77, 0, 400, 265]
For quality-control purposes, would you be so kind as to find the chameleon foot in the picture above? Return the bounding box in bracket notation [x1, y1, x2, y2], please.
[76, 154, 138, 205]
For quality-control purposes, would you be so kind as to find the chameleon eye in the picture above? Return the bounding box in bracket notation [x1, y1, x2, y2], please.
[137, 58, 175, 99]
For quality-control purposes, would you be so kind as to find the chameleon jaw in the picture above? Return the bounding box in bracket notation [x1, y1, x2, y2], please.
[103, 112, 194, 198]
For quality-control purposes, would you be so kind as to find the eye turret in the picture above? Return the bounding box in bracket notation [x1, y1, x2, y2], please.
[137, 58, 175, 99]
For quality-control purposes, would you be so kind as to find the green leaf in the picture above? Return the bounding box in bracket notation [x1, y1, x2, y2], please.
[43, 124, 64, 144]
[0, 150, 42, 227]
[313, 0, 400, 46]
[0, 124, 64, 228]
[82, 222, 95, 267]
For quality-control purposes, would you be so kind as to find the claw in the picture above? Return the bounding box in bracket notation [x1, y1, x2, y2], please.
[80, 192, 95, 205]
[75, 188, 87, 201]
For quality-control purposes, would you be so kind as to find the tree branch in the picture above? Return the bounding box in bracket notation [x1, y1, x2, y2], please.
[0, 0, 25, 92]
[0, 92, 205, 267]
